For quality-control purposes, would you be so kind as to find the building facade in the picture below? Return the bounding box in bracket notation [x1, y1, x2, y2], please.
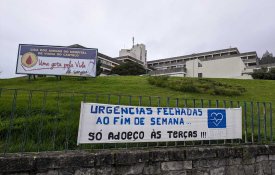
[70, 44, 265, 79]
[69, 44, 124, 75]
[118, 44, 147, 66]
[185, 56, 250, 79]
[97, 53, 122, 75]
[147, 48, 259, 79]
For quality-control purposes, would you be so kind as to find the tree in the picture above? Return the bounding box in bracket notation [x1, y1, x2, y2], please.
[270, 68, 275, 80]
[259, 50, 275, 65]
[251, 67, 275, 80]
[251, 67, 267, 79]
[110, 61, 146, 75]
[96, 59, 103, 76]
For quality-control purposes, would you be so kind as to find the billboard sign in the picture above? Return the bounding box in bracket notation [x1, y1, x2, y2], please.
[77, 103, 242, 144]
[16, 44, 97, 77]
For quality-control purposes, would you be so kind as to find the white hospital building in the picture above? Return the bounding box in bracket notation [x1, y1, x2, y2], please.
[71, 44, 262, 79]
[147, 48, 258, 79]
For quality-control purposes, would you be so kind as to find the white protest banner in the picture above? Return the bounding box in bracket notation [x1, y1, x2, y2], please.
[77, 103, 242, 144]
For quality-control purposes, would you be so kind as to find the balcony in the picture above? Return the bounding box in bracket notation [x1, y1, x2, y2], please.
[153, 62, 186, 68]
[242, 58, 257, 63]
[149, 67, 187, 76]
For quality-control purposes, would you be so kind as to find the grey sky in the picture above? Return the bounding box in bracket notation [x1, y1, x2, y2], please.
[1, 0, 275, 78]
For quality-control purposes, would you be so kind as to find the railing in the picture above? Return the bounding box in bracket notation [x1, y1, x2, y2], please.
[242, 58, 257, 63]
[149, 67, 187, 76]
[0, 88, 273, 154]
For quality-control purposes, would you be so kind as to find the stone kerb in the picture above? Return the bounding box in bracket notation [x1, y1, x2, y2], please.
[0, 145, 275, 174]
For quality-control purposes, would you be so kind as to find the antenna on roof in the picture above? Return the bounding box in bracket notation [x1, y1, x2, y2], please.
[132, 37, 135, 47]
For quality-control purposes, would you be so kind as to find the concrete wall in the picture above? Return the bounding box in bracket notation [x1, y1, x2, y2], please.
[119, 49, 136, 59]
[1, 145, 275, 175]
[186, 57, 251, 79]
[186, 59, 200, 77]
[119, 44, 147, 65]
[201, 57, 245, 78]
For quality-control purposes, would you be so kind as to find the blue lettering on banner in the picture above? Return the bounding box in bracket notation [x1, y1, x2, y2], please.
[207, 109, 226, 128]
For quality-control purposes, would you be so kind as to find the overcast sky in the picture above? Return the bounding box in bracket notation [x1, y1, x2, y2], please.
[1, 0, 275, 78]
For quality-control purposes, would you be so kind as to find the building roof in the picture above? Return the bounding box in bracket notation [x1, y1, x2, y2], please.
[197, 52, 257, 62]
[239, 51, 258, 57]
[98, 53, 122, 64]
[148, 48, 240, 63]
[68, 44, 86, 48]
[67, 44, 122, 65]
[114, 55, 144, 65]
[202, 54, 243, 62]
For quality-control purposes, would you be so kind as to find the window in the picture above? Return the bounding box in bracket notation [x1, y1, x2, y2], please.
[198, 73, 203, 78]
[198, 62, 202, 67]
[248, 63, 257, 66]
[248, 56, 256, 59]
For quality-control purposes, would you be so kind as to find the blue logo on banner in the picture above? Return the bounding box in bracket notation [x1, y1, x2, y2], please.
[208, 109, 226, 128]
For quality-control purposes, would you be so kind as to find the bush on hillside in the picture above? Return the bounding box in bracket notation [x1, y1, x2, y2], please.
[147, 76, 246, 96]
[147, 76, 168, 87]
[110, 62, 146, 75]
[212, 86, 241, 96]
[96, 59, 103, 76]
[168, 79, 200, 93]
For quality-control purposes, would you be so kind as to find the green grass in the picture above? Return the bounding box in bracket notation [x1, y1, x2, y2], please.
[0, 75, 275, 102]
[148, 76, 246, 96]
[0, 76, 274, 153]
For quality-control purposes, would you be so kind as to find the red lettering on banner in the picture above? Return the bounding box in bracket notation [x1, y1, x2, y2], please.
[51, 62, 62, 69]
[75, 61, 86, 68]
[39, 59, 49, 66]
[64, 60, 74, 69]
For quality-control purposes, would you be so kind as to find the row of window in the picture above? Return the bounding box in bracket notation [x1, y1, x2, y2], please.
[99, 58, 118, 67]
[241, 55, 256, 60]
[149, 51, 238, 67]
[246, 63, 257, 66]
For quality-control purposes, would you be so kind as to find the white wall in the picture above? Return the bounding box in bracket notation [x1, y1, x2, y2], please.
[119, 49, 136, 58]
[119, 44, 147, 65]
[186, 59, 200, 77]
[132, 44, 147, 64]
[186, 57, 251, 79]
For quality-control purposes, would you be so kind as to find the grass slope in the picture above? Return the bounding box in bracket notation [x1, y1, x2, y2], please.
[0, 76, 274, 152]
[0, 76, 274, 102]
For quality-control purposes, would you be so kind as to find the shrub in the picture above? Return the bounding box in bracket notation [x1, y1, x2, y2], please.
[212, 87, 241, 96]
[96, 59, 103, 76]
[110, 62, 146, 75]
[147, 76, 246, 96]
[147, 76, 168, 87]
[168, 80, 200, 93]
[251, 67, 275, 80]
